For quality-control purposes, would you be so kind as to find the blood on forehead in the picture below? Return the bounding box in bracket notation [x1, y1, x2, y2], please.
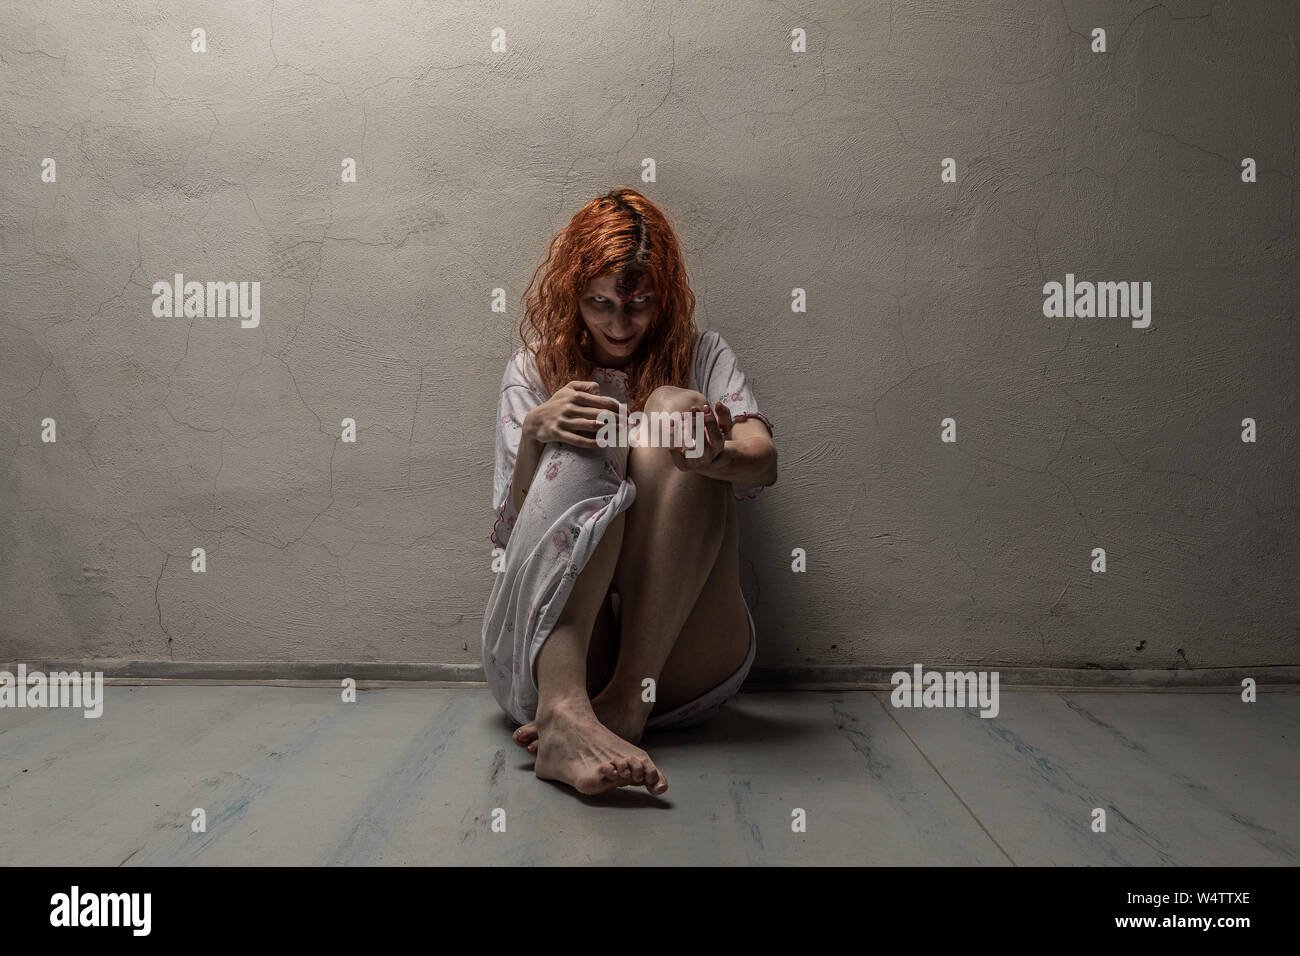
[614, 266, 649, 299]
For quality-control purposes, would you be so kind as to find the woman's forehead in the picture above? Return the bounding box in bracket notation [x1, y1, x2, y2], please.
[584, 273, 654, 297]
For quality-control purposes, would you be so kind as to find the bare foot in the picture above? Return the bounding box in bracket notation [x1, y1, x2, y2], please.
[588, 684, 655, 744]
[533, 697, 668, 796]
[513, 687, 654, 752]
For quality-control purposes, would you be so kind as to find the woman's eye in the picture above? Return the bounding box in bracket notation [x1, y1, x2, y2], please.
[590, 295, 648, 308]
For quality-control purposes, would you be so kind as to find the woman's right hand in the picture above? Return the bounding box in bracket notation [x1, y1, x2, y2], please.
[525, 381, 622, 449]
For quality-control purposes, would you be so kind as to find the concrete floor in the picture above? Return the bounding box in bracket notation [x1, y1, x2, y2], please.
[1, 685, 1296, 865]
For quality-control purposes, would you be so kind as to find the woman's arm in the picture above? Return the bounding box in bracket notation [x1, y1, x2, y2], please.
[705, 417, 777, 488]
[687, 331, 775, 495]
[507, 381, 622, 513]
[668, 406, 776, 489]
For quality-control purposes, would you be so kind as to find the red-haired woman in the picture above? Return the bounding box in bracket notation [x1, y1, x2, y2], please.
[483, 187, 777, 797]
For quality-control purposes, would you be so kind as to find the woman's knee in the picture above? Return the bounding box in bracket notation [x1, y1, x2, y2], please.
[630, 386, 720, 481]
[643, 385, 708, 415]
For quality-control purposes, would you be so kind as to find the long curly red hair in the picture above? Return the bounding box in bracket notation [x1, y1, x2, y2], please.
[517, 187, 699, 414]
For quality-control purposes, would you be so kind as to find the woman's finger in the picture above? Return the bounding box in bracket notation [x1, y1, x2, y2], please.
[570, 393, 623, 412]
[561, 414, 602, 434]
[659, 410, 698, 453]
[681, 410, 705, 458]
[714, 401, 734, 436]
[558, 427, 600, 449]
[679, 406, 716, 464]
[675, 422, 711, 470]
[669, 411, 686, 455]
[702, 405, 725, 456]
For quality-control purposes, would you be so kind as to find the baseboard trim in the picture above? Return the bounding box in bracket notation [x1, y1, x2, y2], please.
[2, 659, 1297, 690]
[744, 664, 1300, 691]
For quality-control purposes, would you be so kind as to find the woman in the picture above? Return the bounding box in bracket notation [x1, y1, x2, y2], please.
[483, 187, 777, 797]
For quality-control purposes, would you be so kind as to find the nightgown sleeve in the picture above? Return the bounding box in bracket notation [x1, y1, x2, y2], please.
[694, 331, 775, 501]
[490, 348, 548, 549]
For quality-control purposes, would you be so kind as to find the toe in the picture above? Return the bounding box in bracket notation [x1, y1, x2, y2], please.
[513, 723, 538, 747]
[648, 766, 668, 794]
[630, 760, 646, 784]
[526, 740, 539, 754]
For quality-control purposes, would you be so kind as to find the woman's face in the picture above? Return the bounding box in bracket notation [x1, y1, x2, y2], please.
[578, 273, 658, 368]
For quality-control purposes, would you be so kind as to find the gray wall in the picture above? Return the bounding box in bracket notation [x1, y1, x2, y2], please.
[2, 0, 1296, 678]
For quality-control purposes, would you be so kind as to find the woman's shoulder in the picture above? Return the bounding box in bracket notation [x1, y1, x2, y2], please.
[691, 328, 740, 371]
[503, 345, 547, 395]
[690, 329, 727, 392]
[694, 328, 741, 355]
[693, 328, 719, 360]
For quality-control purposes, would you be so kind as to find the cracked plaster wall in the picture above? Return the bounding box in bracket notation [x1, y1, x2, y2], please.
[1, 0, 1297, 674]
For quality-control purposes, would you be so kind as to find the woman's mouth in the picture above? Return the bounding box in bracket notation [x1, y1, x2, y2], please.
[603, 330, 635, 346]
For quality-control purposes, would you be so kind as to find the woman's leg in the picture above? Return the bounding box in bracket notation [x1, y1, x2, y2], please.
[513, 387, 751, 750]
[516, 386, 752, 749]
[514, 587, 617, 747]
[515, 495, 747, 750]
[584, 587, 620, 697]
[641, 490, 749, 713]
[531, 509, 668, 795]
[592, 386, 752, 742]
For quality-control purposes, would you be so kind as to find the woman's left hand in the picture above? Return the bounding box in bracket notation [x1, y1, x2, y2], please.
[670, 401, 733, 474]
